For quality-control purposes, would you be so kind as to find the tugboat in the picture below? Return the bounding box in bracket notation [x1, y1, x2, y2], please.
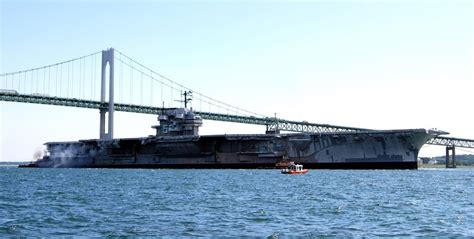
[281, 162, 308, 174]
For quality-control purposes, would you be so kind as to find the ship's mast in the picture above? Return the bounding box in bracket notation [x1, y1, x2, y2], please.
[176, 91, 193, 108]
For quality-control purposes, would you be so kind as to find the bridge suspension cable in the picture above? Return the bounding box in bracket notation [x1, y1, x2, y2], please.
[0, 51, 101, 78]
[114, 49, 266, 118]
[1, 50, 102, 101]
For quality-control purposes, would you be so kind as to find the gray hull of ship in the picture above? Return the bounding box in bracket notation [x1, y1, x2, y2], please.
[25, 129, 439, 169]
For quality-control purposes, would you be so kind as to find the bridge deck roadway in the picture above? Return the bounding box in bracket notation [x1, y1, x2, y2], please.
[1, 93, 473, 148]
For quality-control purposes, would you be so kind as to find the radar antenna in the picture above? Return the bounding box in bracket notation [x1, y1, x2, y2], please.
[174, 91, 193, 108]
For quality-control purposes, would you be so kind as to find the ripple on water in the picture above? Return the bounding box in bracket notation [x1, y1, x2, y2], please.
[0, 168, 473, 237]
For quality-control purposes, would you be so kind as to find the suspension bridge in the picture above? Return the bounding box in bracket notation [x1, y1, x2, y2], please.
[1, 48, 474, 154]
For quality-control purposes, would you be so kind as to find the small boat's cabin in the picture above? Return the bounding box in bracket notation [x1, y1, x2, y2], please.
[281, 163, 304, 173]
[293, 164, 304, 171]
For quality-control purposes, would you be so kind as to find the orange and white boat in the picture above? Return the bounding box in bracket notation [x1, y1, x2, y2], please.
[281, 162, 308, 174]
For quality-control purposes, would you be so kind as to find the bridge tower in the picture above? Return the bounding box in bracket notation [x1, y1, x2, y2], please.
[445, 146, 456, 168]
[100, 48, 114, 140]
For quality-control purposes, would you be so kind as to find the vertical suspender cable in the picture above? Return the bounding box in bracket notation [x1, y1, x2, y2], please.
[17, 72, 21, 92]
[67, 63, 70, 97]
[64, 64, 70, 97]
[80, 58, 82, 99]
[56, 65, 58, 96]
[90, 55, 93, 100]
[78, 58, 81, 99]
[36, 69, 39, 93]
[120, 55, 123, 103]
[60, 65, 62, 97]
[93, 54, 96, 100]
[130, 58, 133, 104]
[28, 71, 30, 94]
[140, 66, 143, 105]
[43, 67, 46, 93]
[82, 57, 85, 99]
[48, 67, 51, 94]
[150, 69, 153, 106]
[170, 82, 173, 107]
[71, 60, 74, 98]
[84, 57, 86, 99]
[79, 58, 82, 99]
[67, 63, 69, 97]
[161, 76, 163, 107]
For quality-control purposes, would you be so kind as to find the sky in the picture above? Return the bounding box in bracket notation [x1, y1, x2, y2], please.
[1, 0, 473, 161]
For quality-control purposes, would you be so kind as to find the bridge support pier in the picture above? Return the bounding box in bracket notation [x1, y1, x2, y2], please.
[445, 146, 456, 168]
[99, 48, 114, 140]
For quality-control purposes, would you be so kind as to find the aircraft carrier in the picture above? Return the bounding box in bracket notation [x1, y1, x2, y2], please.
[21, 107, 444, 169]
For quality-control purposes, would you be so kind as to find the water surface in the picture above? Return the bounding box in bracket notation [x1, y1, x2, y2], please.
[1, 167, 473, 237]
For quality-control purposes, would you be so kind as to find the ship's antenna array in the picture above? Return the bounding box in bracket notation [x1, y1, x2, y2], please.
[183, 90, 192, 109]
[173, 91, 193, 109]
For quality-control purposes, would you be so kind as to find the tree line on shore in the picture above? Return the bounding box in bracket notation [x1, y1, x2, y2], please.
[422, 154, 474, 166]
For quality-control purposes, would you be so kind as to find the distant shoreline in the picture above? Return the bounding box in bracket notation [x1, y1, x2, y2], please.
[419, 164, 474, 169]
[0, 161, 33, 166]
